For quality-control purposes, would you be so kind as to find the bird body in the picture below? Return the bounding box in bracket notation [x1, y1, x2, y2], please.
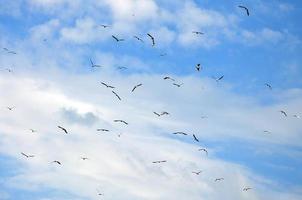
[97, 129, 109, 132]
[196, 63, 202, 71]
[265, 83, 272, 90]
[243, 187, 252, 191]
[192, 171, 202, 175]
[134, 36, 144, 43]
[7, 107, 14, 111]
[215, 178, 224, 182]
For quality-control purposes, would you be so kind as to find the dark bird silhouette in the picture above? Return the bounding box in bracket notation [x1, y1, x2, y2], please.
[117, 66, 128, 70]
[7, 107, 14, 111]
[52, 160, 61, 165]
[90, 59, 103, 68]
[152, 160, 167, 164]
[173, 132, 188, 135]
[192, 171, 202, 175]
[147, 33, 155, 46]
[263, 130, 271, 134]
[192, 31, 204, 35]
[198, 148, 208, 156]
[112, 90, 121, 101]
[101, 82, 115, 89]
[163, 76, 175, 81]
[112, 35, 124, 42]
[265, 83, 272, 90]
[160, 53, 167, 57]
[293, 114, 300, 118]
[238, 5, 250, 16]
[243, 187, 252, 191]
[193, 134, 199, 142]
[21, 152, 34, 158]
[213, 75, 224, 82]
[81, 157, 89, 160]
[280, 110, 287, 117]
[196, 63, 202, 71]
[134, 36, 144, 43]
[132, 83, 143, 92]
[173, 83, 183, 87]
[114, 120, 128, 125]
[96, 189, 104, 196]
[160, 111, 169, 116]
[3, 48, 17, 54]
[2, 68, 13, 73]
[215, 178, 224, 182]
[97, 129, 109, 132]
[201, 116, 208, 119]
[58, 126, 68, 134]
[100, 24, 110, 28]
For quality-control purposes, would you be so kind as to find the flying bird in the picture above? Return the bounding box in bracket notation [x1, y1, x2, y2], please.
[196, 63, 202, 71]
[21, 152, 34, 158]
[81, 157, 89, 160]
[160, 111, 169, 116]
[153, 112, 161, 117]
[52, 160, 62, 165]
[238, 5, 250, 16]
[265, 83, 272, 90]
[280, 110, 287, 117]
[193, 134, 199, 142]
[152, 160, 167, 164]
[215, 178, 224, 182]
[112, 35, 124, 42]
[198, 148, 208, 156]
[173, 83, 183, 87]
[192, 171, 202, 175]
[213, 75, 224, 82]
[100, 24, 110, 28]
[173, 132, 188, 135]
[117, 66, 128, 70]
[90, 59, 103, 68]
[101, 82, 115, 89]
[97, 129, 109, 132]
[293, 115, 300, 118]
[131, 83, 143, 92]
[3, 48, 17, 54]
[134, 36, 144, 43]
[7, 107, 14, 111]
[163, 76, 175, 81]
[29, 129, 37, 133]
[159, 53, 167, 57]
[192, 31, 204, 35]
[243, 187, 252, 191]
[147, 33, 155, 46]
[263, 130, 271, 134]
[58, 126, 68, 134]
[114, 120, 128, 125]
[112, 90, 121, 101]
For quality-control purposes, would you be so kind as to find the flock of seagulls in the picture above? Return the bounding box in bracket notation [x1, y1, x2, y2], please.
[1, 3, 300, 198]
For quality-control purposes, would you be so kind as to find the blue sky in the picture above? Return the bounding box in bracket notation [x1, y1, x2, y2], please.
[0, 0, 302, 199]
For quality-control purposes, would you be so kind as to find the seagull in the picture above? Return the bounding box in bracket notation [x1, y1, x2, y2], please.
[114, 120, 128, 125]
[192, 171, 202, 175]
[58, 126, 68, 134]
[97, 129, 109, 132]
[90, 59, 103, 68]
[112, 35, 124, 42]
[3, 48, 17, 54]
[196, 63, 202, 71]
[293, 115, 300, 118]
[201, 116, 208, 119]
[215, 178, 224, 182]
[152, 160, 167, 164]
[100, 24, 110, 28]
[243, 187, 252, 191]
[265, 83, 272, 90]
[173, 83, 183, 87]
[134, 36, 144, 43]
[163, 76, 175, 81]
[193, 134, 199, 142]
[280, 110, 287, 117]
[131, 83, 143, 92]
[263, 130, 271, 134]
[29, 129, 37, 133]
[52, 160, 62, 165]
[7, 107, 14, 111]
[238, 5, 250, 16]
[192, 31, 204, 35]
[173, 132, 188, 135]
[112, 90, 121, 101]
[101, 82, 115, 89]
[160, 53, 167, 57]
[198, 148, 208, 156]
[117, 66, 128, 70]
[81, 157, 89, 160]
[96, 189, 104, 196]
[147, 33, 155, 46]
[21, 152, 34, 158]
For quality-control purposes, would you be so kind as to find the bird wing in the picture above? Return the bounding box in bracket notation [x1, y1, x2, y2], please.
[193, 134, 199, 142]
[112, 91, 121, 100]
[147, 33, 155, 46]
[112, 35, 119, 41]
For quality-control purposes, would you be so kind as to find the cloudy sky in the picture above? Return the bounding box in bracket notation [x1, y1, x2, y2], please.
[0, 0, 302, 199]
